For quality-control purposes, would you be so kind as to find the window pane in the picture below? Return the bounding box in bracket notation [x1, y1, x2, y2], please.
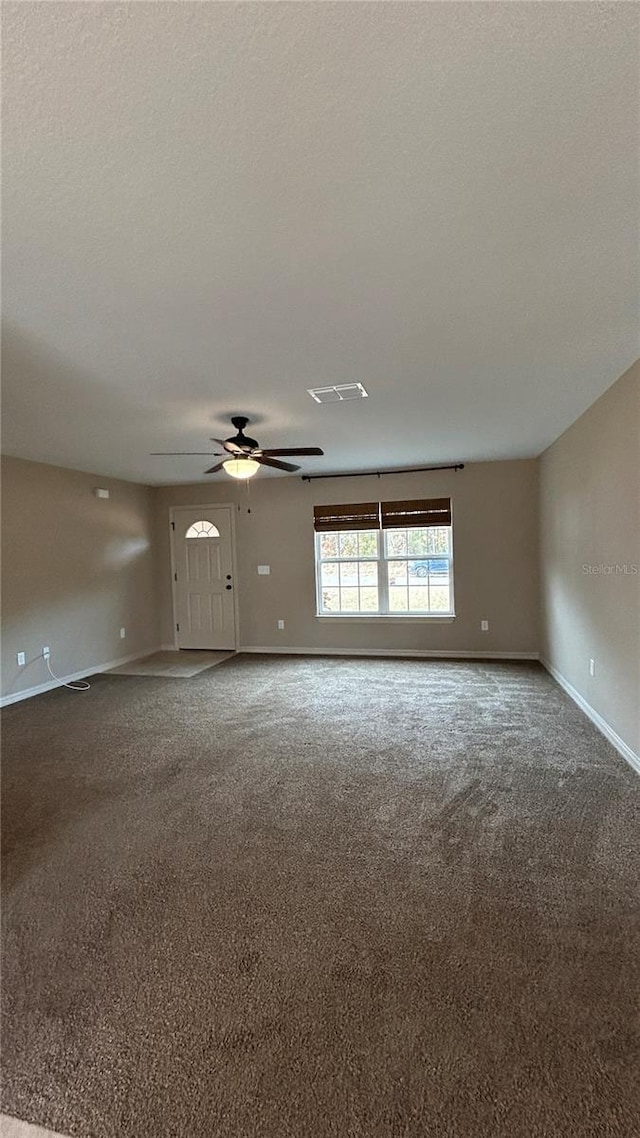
[407, 527, 430, 556]
[339, 562, 358, 585]
[320, 534, 339, 558]
[341, 588, 359, 611]
[408, 586, 431, 611]
[358, 531, 378, 557]
[339, 533, 358, 558]
[407, 560, 429, 580]
[387, 560, 407, 585]
[385, 529, 407, 556]
[426, 527, 450, 555]
[321, 562, 339, 587]
[360, 586, 379, 611]
[322, 587, 340, 612]
[389, 587, 408, 612]
[429, 584, 451, 611]
[359, 561, 378, 585]
[427, 558, 449, 579]
[185, 520, 220, 538]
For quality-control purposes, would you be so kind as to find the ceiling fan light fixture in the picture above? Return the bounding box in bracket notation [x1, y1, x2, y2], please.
[222, 457, 260, 480]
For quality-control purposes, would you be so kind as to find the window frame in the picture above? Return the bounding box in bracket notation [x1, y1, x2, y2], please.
[314, 529, 381, 616]
[315, 525, 455, 619]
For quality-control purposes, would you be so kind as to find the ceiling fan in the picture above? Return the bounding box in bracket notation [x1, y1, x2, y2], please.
[151, 416, 324, 478]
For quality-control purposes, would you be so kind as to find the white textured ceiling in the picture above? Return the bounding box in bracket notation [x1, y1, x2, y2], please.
[2, 2, 638, 484]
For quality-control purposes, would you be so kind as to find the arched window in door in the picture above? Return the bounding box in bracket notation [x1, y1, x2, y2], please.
[185, 520, 220, 539]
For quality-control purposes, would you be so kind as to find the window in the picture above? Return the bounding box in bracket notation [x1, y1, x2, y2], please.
[314, 499, 454, 617]
[316, 530, 381, 613]
[185, 520, 220, 539]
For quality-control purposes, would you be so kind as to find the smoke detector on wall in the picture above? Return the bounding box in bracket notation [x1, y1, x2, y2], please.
[307, 383, 369, 404]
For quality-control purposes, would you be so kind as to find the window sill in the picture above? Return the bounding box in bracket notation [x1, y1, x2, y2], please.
[315, 614, 456, 623]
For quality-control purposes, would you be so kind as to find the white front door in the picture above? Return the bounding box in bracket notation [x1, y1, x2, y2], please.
[171, 506, 237, 650]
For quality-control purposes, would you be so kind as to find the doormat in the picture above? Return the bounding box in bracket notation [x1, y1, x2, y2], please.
[105, 650, 235, 678]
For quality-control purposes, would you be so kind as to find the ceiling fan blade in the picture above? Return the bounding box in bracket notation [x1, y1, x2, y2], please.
[151, 451, 221, 456]
[211, 437, 245, 455]
[260, 447, 324, 457]
[256, 455, 300, 473]
[204, 462, 227, 474]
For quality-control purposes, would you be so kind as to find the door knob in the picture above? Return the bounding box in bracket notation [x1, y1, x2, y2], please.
[226, 575, 232, 580]
[225, 584, 232, 590]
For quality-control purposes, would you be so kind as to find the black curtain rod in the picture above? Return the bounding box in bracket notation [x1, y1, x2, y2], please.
[301, 462, 464, 482]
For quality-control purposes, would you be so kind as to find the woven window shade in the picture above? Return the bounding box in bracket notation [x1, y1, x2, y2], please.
[313, 502, 380, 532]
[381, 497, 451, 528]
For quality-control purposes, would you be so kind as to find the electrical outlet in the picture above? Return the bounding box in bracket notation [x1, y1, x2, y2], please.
[42, 646, 51, 659]
[120, 627, 126, 639]
[16, 651, 26, 667]
[481, 620, 489, 632]
[589, 658, 596, 677]
[277, 620, 285, 630]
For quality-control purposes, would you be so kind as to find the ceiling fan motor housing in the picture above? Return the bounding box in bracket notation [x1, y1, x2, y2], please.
[229, 416, 259, 450]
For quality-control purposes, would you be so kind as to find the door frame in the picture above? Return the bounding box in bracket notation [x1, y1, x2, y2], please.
[169, 503, 240, 651]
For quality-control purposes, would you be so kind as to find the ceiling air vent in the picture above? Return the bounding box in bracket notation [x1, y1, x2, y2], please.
[307, 383, 369, 404]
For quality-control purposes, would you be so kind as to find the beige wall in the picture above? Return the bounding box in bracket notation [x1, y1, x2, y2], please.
[154, 459, 539, 656]
[4, 375, 637, 758]
[539, 361, 640, 756]
[1, 456, 159, 700]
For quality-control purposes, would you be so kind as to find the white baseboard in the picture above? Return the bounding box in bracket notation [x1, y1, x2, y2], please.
[0, 646, 163, 708]
[239, 646, 539, 660]
[541, 658, 640, 776]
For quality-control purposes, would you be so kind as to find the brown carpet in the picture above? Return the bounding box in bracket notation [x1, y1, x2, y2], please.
[2, 656, 639, 1138]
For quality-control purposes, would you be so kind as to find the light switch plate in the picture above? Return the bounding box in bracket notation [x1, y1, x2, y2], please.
[257, 565, 270, 575]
